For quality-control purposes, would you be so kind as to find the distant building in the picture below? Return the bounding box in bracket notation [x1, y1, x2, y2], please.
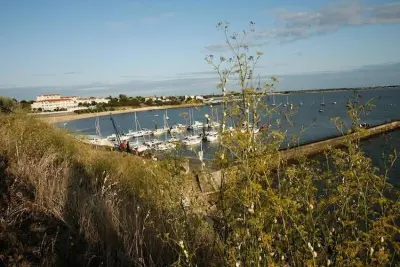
[36, 94, 61, 102]
[31, 94, 109, 112]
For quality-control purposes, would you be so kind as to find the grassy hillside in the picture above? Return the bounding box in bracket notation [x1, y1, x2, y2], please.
[0, 112, 214, 266]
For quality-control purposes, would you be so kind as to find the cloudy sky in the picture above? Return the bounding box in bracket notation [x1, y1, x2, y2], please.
[1, 0, 400, 100]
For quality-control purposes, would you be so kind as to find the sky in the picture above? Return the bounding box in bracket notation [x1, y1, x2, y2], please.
[1, 0, 400, 100]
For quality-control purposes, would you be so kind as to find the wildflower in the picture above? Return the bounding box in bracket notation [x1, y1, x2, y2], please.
[381, 236, 384, 243]
[369, 247, 374, 257]
[309, 204, 314, 210]
[307, 242, 314, 251]
[179, 240, 184, 248]
[236, 261, 241, 267]
[327, 259, 332, 266]
[274, 218, 277, 224]
[312, 251, 317, 258]
[281, 255, 284, 261]
[248, 202, 254, 214]
[183, 249, 189, 258]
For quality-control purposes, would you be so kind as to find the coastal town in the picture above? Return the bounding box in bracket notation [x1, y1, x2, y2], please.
[29, 93, 219, 113]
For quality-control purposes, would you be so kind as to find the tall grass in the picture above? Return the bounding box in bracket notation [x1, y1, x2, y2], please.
[0, 113, 216, 266]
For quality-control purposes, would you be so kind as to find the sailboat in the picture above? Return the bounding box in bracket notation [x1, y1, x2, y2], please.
[283, 96, 289, 107]
[208, 105, 221, 128]
[320, 96, 326, 106]
[127, 112, 152, 138]
[187, 108, 203, 130]
[89, 115, 114, 147]
[152, 110, 170, 136]
[155, 114, 176, 151]
[272, 92, 276, 107]
[165, 108, 169, 120]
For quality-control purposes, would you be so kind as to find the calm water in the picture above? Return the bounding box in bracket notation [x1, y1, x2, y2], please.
[61, 87, 400, 183]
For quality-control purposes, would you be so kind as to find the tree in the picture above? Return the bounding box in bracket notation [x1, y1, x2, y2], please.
[145, 99, 154, 106]
[119, 94, 128, 102]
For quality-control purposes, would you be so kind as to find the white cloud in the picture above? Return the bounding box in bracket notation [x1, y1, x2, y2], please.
[255, 1, 400, 43]
[205, 1, 400, 50]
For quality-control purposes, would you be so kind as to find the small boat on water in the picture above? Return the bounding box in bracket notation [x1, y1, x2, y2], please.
[205, 131, 219, 142]
[170, 124, 186, 134]
[182, 135, 202, 146]
[283, 96, 289, 107]
[87, 115, 115, 147]
[188, 121, 204, 130]
[320, 96, 326, 106]
[155, 142, 176, 151]
[319, 109, 324, 113]
[332, 101, 337, 105]
[145, 139, 163, 148]
[271, 93, 276, 107]
[126, 113, 152, 138]
[168, 137, 180, 143]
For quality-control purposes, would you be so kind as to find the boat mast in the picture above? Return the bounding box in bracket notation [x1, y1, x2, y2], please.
[95, 113, 102, 137]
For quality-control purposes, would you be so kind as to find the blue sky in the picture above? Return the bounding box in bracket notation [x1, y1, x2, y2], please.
[1, 0, 400, 100]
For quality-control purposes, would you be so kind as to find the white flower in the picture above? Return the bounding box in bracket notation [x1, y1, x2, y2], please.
[327, 259, 332, 266]
[309, 204, 314, 210]
[236, 261, 241, 267]
[179, 240, 184, 248]
[381, 236, 384, 243]
[274, 218, 277, 224]
[281, 255, 284, 261]
[369, 247, 374, 257]
[312, 251, 317, 258]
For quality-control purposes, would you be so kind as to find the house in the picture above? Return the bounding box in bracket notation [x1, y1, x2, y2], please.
[31, 94, 109, 112]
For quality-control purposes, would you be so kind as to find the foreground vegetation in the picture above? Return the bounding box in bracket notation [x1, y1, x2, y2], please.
[1, 22, 400, 267]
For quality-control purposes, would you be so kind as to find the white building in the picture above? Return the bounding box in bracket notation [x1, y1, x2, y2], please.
[31, 94, 109, 112]
[36, 94, 62, 102]
[31, 98, 77, 111]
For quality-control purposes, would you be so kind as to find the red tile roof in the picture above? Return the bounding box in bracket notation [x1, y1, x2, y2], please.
[36, 98, 73, 103]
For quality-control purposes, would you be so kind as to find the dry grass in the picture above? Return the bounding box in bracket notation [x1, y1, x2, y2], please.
[0, 113, 214, 266]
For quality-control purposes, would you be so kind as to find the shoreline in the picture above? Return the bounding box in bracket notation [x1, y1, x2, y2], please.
[37, 103, 206, 124]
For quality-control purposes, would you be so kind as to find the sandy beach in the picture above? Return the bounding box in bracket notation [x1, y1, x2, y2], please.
[36, 103, 206, 124]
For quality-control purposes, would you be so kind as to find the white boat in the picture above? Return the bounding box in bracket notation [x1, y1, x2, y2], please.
[188, 121, 204, 130]
[271, 93, 276, 107]
[155, 142, 176, 151]
[332, 101, 337, 105]
[182, 135, 202, 146]
[320, 96, 326, 106]
[144, 139, 163, 148]
[86, 135, 115, 147]
[168, 137, 180, 143]
[126, 113, 152, 138]
[170, 124, 185, 133]
[283, 95, 289, 107]
[205, 131, 219, 142]
[152, 128, 169, 136]
[165, 108, 169, 120]
[208, 121, 221, 128]
[134, 144, 149, 153]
